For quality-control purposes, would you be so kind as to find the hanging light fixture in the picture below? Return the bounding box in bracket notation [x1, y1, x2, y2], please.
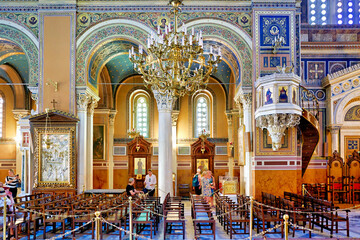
[129, 0, 221, 98]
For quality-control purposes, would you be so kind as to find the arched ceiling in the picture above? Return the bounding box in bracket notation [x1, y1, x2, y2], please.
[89, 39, 238, 94]
[0, 39, 28, 83]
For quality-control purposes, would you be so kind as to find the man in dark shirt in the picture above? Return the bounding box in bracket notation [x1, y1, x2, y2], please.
[126, 178, 142, 196]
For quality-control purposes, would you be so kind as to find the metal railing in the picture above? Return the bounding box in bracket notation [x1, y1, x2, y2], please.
[300, 85, 320, 120]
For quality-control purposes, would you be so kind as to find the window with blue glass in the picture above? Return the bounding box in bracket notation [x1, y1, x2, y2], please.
[308, 0, 359, 25]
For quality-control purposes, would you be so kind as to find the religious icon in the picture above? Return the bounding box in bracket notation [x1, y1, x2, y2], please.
[279, 86, 288, 103]
[265, 87, 273, 105]
[134, 158, 146, 175]
[196, 159, 209, 173]
[292, 87, 297, 104]
[93, 125, 105, 160]
[158, 16, 170, 29]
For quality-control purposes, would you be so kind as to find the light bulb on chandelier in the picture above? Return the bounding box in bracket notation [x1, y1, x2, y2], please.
[129, 0, 221, 98]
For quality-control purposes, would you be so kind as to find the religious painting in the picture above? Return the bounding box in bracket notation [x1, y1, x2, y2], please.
[345, 105, 360, 121]
[264, 87, 274, 105]
[157, 15, 170, 29]
[278, 86, 288, 103]
[291, 86, 297, 104]
[196, 159, 209, 173]
[257, 89, 262, 108]
[39, 133, 70, 182]
[34, 127, 76, 188]
[134, 157, 146, 175]
[22, 132, 30, 148]
[93, 125, 105, 160]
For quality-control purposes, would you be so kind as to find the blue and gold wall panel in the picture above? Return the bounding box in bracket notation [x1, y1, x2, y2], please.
[254, 11, 296, 78]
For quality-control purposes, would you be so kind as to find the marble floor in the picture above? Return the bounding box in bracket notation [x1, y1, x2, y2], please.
[7, 201, 360, 240]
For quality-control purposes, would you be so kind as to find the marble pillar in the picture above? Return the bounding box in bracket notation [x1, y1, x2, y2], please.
[153, 90, 176, 201]
[226, 111, 234, 177]
[76, 93, 90, 193]
[86, 99, 97, 190]
[329, 126, 341, 153]
[172, 111, 179, 196]
[108, 111, 117, 189]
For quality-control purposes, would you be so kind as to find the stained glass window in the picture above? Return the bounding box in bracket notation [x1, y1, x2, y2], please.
[195, 96, 209, 137]
[135, 96, 149, 137]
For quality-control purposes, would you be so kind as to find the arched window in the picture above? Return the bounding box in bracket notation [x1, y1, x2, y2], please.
[129, 89, 151, 138]
[0, 95, 3, 138]
[193, 92, 212, 138]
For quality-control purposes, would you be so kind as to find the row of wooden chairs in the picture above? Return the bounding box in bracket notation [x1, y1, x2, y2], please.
[163, 193, 185, 239]
[214, 193, 249, 239]
[191, 194, 216, 239]
[282, 191, 350, 237]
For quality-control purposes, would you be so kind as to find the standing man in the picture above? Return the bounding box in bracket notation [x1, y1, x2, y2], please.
[144, 169, 157, 196]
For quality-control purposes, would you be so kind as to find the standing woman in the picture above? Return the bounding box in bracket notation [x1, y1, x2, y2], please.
[5, 169, 20, 198]
[201, 170, 215, 207]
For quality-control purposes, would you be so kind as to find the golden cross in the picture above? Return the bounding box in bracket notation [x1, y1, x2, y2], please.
[309, 64, 324, 79]
[51, 99, 57, 109]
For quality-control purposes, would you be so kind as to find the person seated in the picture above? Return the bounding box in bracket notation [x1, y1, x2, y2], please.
[126, 178, 143, 197]
[0, 182, 15, 240]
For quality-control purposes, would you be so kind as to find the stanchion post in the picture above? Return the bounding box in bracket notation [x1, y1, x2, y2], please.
[82, 184, 85, 193]
[95, 211, 101, 240]
[302, 184, 305, 196]
[3, 197, 6, 240]
[129, 196, 133, 240]
[284, 214, 289, 240]
[249, 196, 253, 239]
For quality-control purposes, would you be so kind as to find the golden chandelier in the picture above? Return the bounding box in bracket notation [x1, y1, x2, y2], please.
[129, 0, 221, 97]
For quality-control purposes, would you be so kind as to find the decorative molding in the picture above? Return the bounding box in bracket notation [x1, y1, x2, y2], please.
[109, 111, 116, 126]
[256, 113, 300, 151]
[12, 109, 30, 121]
[171, 110, 180, 126]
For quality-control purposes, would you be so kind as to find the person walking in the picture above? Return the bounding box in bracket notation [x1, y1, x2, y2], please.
[144, 169, 157, 196]
[201, 170, 215, 207]
[192, 168, 202, 195]
[5, 169, 20, 198]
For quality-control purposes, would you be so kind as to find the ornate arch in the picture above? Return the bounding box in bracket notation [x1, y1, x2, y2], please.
[0, 20, 39, 85]
[334, 89, 360, 125]
[0, 65, 26, 109]
[76, 19, 156, 87]
[184, 19, 253, 88]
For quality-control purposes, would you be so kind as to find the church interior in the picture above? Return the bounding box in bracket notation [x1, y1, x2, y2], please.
[1, 0, 360, 239]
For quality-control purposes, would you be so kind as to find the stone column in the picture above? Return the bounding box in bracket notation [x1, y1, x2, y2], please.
[153, 90, 176, 201]
[226, 111, 234, 177]
[86, 99, 98, 190]
[328, 126, 341, 153]
[171, 110, 179, 196]
[240, 93, 253, 196]
[12, 110, 30, 194]
[108, 111, 117, 189]
[76, 93, 90, 193]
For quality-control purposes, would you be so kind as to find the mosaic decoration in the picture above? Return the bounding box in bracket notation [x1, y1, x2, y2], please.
[76, 11, 252, 37]
[329, 62, 346, 74]
[259, 16, 289, 47]
[331, 76, 360, 97]
[345, 137, 360, 160]
[270, 57, 280, 67]
[300, 88, 326, 102]
[348, 140, 359, 149]
[0, 13, 38, 37]
[345, 105, 360, 121]
[0, 24, 38, 85]
[307, 62, 325, 86]
[76, 24, 149, 86]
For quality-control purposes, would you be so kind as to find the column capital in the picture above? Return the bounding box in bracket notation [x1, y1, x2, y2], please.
[88, 97, 99, 115]
[153, 90, 177, 112]
[234, 89, 252, 111]
[225, 111, 233, 126]
[12, 109, 30, 121]
[109, 110, 117, 126]
[76, 93, 90, 111]
[171, 110, 180, 126]
[327, 125, 341, 134]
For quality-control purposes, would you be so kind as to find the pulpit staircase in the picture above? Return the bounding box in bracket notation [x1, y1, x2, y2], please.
[299, 86, 320, 175]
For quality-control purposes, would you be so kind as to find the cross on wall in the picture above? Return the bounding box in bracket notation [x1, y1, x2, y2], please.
[309, 64, 324, 79]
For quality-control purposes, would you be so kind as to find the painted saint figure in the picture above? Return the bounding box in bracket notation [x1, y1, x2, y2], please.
[279, 87, 288, 103]
[137, 159, 143, 175]
[265, 88, 273, 104]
